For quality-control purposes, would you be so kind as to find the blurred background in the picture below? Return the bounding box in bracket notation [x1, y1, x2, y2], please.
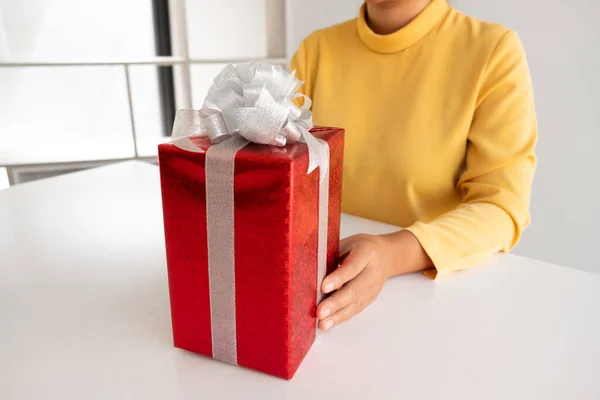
[0, 0, 598, 273]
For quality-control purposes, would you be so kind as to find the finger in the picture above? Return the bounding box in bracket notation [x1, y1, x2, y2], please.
[317, 283, 354, 320]
[322, 241, 373, 294]
[319, 301, 359, 331]
[320, 274, 378, 330]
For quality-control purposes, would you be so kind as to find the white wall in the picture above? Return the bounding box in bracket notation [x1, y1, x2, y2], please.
[286, 0, 362, 58]
[185, 0, 268, 107]
[286, 0, 600, 273]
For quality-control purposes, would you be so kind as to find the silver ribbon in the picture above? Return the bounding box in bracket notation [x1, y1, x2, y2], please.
[170, 62, 330, 365]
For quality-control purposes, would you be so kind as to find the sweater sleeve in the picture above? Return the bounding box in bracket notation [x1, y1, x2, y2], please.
[405, 30, 537, 279]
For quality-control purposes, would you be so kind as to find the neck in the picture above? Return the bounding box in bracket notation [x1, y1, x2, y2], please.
[365, 0, 433, 35]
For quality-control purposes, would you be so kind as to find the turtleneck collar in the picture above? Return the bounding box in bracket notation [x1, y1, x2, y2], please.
[357, 0, 450, 53]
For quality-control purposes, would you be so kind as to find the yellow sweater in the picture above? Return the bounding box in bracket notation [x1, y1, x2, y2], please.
[290, 0, 537, 278]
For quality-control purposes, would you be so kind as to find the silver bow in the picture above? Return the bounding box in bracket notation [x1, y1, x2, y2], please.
[171, 62, 327, 176]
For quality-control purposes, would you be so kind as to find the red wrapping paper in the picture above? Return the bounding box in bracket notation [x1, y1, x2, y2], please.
[158, 127, 344, 379]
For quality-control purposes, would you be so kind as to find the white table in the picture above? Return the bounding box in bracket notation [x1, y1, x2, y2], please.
[1, 161, 599, 400]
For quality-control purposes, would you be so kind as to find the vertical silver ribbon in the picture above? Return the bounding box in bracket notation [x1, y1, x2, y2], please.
[315, 139, 330, 311]
[169, 62, 330, 365]
[205, 136, 249, 364]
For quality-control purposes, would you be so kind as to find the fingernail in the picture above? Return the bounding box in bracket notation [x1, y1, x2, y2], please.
[323, 282, 335, 293]
[320, 307, 331, 319]
[322, 319, 334, 330]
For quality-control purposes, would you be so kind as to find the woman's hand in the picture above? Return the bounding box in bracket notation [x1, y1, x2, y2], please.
[317, 230, 433, 331]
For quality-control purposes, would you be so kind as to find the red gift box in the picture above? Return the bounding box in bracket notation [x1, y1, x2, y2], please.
[158, 127, 344, 379]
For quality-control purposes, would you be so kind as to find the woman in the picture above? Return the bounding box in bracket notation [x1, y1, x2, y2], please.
[291, 0, 537, 331]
